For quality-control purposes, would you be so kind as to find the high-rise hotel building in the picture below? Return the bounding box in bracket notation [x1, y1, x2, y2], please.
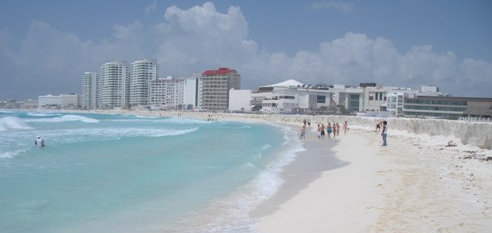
[98, 61, 129, 109]
[81, 72, 97, 109]
[199, 68, 240, 111]
[129, 59, 159, 107]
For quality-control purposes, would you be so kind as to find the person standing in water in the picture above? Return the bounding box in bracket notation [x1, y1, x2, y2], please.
[343, 121, 349, 134]
[300, 125, 306, 140]
[34, 136, 45, 147]
[381, 121, 388, 146]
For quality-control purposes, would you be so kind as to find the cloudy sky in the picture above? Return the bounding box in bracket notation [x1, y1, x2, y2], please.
[0, 0, 491, 99]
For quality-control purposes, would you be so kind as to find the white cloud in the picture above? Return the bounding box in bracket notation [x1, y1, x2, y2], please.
[153, 2, 257, 74]
[312, 1, 354, 13]
[1, 1, 492, 98]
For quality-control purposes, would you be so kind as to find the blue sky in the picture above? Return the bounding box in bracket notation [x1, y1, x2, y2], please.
[0, 0, 491, 99]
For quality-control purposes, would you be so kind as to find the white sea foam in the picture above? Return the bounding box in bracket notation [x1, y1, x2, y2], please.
[260, 144, 272, 151]
[173, 125, 304, 233]
[162, 117, 212, 124]
[0, 117, 33, 131]
[135, 115, 160, 119]
[40, 127, 200, 144]
[0, 149, 28, 159]
[223, 125, 253, 130]
[26, 112, 61, 117]
[25, 115, 100, 123]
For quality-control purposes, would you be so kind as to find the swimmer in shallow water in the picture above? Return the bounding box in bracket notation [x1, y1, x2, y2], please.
[34, 136, 45, 147]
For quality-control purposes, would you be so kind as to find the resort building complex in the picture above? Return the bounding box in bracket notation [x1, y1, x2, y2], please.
[26, 59, 492, 121]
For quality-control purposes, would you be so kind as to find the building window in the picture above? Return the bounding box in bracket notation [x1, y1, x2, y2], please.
[317, 95, 326, 103]
[348, 94, 360, 112]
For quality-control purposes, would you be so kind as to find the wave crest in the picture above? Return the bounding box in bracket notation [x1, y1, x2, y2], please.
[0, 117, 33, 131]
[25, 115, 99, 123]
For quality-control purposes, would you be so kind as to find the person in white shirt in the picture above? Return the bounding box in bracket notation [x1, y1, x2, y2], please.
[35, 136, 45, 147]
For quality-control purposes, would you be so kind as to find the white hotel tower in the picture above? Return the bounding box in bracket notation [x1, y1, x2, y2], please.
[81, 72, 97, 109]
[129, 59, 159, 107]
[98, 61, 129, 109]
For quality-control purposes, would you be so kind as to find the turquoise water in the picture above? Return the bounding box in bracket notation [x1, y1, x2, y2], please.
[0, 111, 300, 233]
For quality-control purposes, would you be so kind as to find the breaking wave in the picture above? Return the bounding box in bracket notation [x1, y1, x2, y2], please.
[161, 117, 212, 124]
[40, 127, 200, 144]
[164, 125, 304, 233]
[25, 115, 99, 123]
[26, 113, 61, 117]
[0, 117, 33, 131]
[0, 149, 28, 159]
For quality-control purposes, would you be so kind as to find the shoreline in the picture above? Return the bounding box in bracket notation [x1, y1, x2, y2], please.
[251, 128, 346, 218]
[255, 129, 492, 233]
[255, 128, 386, 233]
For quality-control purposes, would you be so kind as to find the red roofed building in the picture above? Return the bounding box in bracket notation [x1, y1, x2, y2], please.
[201, 67, 236, 76]
[199, 67, 241, 111]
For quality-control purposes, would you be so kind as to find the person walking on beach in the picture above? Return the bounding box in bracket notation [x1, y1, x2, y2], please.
[316, 124, 321, 139]
[381, 121, 388, 146]
[320, 124, 326, 139]
[343, 121, 349, 134]
[300, 125, 306, 140]
[327, 123, 332, 138]
[331, 122, 337, 138]
[336, 122, 340, 136]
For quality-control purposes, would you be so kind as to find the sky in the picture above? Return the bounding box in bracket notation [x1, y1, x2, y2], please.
[0, 0, 491, 99]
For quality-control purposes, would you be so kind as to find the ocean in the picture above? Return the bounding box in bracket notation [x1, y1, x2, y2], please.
[0, 110, 303, 233]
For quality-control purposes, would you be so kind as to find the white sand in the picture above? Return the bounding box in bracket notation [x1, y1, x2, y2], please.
[256, 129, 386, 233]
[256, 129, 492, 233]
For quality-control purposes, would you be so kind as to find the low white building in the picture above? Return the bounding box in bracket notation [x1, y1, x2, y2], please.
[60, 94, 79, 108]
[38, 94, 78, 109]
[38, 95, 62, 108]
[328, 85, 364, 113]
[252, 80, 332, 113]
[229, 89, 252, 112]
[330, 83, 418, 114]
[361, 83, 391, 111]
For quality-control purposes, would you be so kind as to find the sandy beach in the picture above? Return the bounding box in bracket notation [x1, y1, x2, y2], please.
[255, 126, 492, 233]
[55, 109, 492, 232]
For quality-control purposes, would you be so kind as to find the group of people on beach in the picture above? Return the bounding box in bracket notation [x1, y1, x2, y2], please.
[300, 119, 349, 141]
[300, 118, 388, 146]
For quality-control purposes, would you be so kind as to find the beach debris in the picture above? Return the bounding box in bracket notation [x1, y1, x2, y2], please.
[445, 140, 457, 147]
